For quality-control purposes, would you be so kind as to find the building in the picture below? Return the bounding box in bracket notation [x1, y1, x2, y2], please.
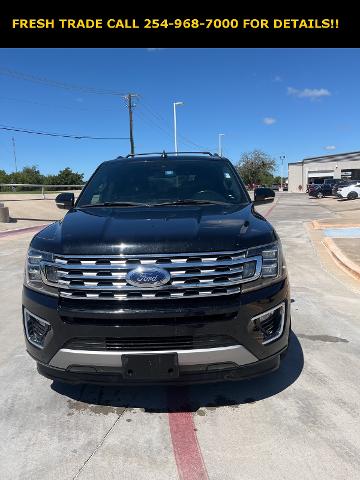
[288, 151, 360, 193]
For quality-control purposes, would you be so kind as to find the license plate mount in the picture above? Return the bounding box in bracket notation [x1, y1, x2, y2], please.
[122, 353, 179, 380]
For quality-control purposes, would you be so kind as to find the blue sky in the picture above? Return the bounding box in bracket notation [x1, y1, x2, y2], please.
[0, 48, 359, 179]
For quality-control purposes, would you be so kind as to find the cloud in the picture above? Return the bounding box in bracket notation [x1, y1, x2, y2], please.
[146, 48, 164, 52]
[324, 145, 336, 150]
[273, 75, 282, 82]
[263, 117, 277, 125]
[287, 86, 331, 100]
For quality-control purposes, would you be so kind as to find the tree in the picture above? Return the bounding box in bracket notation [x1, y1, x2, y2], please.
[7, 165, 44, 187]
[236, 150, 276, 185]
[55, 167, 84, 186]
[0, 169, 8, 184]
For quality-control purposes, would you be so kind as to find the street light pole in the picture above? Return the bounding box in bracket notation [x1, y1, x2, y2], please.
[173, 101, 183, 154]
[280, 155, 286, 191]
[218, 134, 224, 156]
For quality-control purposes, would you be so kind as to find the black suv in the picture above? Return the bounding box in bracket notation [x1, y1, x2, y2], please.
[22, 153, 290, 385]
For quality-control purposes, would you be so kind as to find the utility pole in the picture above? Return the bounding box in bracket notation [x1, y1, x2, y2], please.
[123, 94, 138, 155]
[12, 137, 18, 173]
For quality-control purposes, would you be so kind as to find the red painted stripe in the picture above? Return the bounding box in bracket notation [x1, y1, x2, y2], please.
[0, 224, 47, 239]
[263, 198, 279, 218]
[168, 390, 209, 480]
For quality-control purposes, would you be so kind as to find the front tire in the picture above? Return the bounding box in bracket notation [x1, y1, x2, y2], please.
[347, 191, 358, 200]
[316, 192, 324, 199]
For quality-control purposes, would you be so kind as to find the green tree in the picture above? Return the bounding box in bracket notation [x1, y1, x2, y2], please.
[236, 150, 276, 185]
[7, 165, 43, 184]
[55, 167, 84, 186]
[45, 174, 61, 185]
[20, 166, 45, 184]
[0, 169, 8, 183]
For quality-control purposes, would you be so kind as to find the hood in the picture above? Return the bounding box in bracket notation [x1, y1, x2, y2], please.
[31, 204, 276, 255]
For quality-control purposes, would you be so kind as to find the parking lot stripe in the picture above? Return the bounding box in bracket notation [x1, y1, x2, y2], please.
[168, 411, 209, 480]
[263, 197, 279, 218]
[0, 224, 47, 239]
[168, 389, 209, 480]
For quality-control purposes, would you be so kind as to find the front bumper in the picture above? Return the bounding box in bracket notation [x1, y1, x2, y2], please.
[22, 279, 290, 384]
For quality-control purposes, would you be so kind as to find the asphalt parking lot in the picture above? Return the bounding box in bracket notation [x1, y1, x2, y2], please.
[1, 193, 360, 480]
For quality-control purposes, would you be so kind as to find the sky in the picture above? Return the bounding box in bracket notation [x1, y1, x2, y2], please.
[0, 48, 359, 179]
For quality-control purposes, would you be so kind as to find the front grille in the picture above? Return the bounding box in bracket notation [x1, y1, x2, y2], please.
[46, 250, 262, 300]
[64, 335, 238, 351]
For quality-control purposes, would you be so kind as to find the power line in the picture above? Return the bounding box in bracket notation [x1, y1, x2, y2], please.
[0, 67, 127, 96]
[0, 125, 129, 140]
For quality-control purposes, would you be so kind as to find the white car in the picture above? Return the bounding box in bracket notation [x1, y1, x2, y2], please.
[337, 182, 360, 200]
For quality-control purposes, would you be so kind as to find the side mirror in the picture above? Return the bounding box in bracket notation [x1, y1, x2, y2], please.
[253, 188, 275, 205]
[55, 192, 74, 210]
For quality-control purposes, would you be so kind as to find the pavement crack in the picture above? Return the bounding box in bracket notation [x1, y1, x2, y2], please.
[72, 410, 125, 480]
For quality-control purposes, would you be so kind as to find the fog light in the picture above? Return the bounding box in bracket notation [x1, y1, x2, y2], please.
[24, 309, 51, 348]
[250, 303, 285, 345]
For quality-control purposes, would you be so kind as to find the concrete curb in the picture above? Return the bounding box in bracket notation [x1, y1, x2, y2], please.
[312, 220, 360, 230]
[0, 224, 48, 239]
[322, 237, 360, 281]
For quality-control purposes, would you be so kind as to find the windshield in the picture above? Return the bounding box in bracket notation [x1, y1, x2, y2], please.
[77, 159, 249, 207]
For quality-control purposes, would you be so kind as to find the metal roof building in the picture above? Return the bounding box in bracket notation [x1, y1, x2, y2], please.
[288, 151, 360, 193]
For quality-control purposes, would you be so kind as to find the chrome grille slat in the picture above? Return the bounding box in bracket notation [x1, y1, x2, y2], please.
[57, 265, 245, 281]
[59, 286, 241, 300]
[54, 258, 248, 270]
[58, 277, 244, 290]
[49, 250, 261, 301]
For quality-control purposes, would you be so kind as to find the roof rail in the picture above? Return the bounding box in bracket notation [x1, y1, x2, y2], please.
[126, 151, 215, 158]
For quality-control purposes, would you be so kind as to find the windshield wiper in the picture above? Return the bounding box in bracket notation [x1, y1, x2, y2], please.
[150, 199, 231, 206]
[78, 201, 148, 208]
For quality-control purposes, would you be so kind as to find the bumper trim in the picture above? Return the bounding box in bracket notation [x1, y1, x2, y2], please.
[49, 345, 258, 369]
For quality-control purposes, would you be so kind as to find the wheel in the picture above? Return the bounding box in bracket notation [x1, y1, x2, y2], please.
[316, 192, 324, 199]
[347, 191, 358, 200]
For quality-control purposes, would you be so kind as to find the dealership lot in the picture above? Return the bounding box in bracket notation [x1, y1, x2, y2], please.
[1, 193, 360, 480]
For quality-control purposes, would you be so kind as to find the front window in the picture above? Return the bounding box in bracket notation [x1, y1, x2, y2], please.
[77, 159, 249, 207]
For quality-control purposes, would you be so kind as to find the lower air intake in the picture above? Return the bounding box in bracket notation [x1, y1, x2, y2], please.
[24, 309, 51, 348]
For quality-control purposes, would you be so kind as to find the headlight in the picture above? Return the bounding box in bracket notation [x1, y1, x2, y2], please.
[24, 248, 58, 296]
[243, 241, 286, 291]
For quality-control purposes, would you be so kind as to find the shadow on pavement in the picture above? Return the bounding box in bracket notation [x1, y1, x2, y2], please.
[52, 332, 304, 413]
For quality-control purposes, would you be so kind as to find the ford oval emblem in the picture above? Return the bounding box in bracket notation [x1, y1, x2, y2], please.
[126, 266, 171, 288]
